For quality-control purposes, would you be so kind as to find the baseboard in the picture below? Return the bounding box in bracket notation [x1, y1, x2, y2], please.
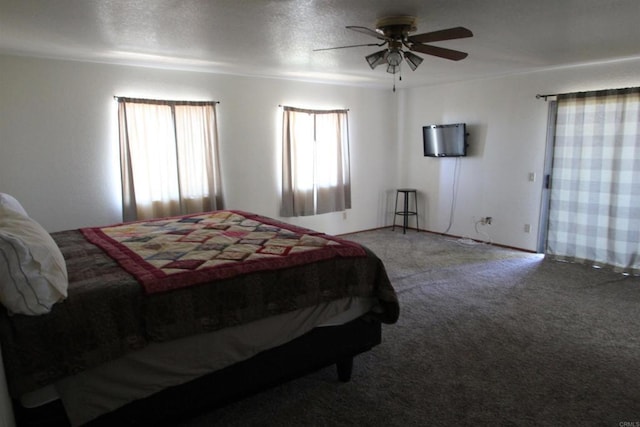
[340, 226, 538, 254]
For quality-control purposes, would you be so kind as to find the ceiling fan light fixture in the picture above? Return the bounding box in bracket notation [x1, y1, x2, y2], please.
[403, 51, 423, 71]
[386, 50, 402, 67]
[386, 63, 400, 74]
[365, 50, 387, 69]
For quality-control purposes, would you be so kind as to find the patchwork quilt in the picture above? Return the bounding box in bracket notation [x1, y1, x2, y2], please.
[81, 210, 366, 294]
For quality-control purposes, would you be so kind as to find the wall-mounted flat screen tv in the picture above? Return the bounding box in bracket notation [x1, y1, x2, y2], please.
[423, 123, 467, 157]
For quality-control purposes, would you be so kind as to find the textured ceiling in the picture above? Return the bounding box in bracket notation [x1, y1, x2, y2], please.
[1, 0, 639, 89]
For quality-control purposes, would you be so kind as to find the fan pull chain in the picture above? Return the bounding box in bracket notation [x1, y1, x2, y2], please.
[392, 69, 403, 93]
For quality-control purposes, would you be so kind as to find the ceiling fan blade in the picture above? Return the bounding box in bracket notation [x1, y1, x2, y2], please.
[346, 26, 387, 40]
[313, 42, 385, 52]
[408, 26, 473, 44]
[409, 43, 468, 61]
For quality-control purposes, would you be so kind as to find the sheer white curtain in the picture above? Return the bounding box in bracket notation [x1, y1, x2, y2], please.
[118, 98, 223, 221]
[546, 88, 640, 274]
[280, 107, 351, 217]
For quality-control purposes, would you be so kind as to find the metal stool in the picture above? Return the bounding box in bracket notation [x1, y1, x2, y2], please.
[393, 188, 419, 234]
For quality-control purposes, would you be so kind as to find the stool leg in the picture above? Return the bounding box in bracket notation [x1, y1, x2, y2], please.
[403, 192, 409, 234]
[392, 191, 399, 231]
[414, 191, 419, 232]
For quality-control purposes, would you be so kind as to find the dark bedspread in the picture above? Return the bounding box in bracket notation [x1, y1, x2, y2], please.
[0, 225, 398, 397]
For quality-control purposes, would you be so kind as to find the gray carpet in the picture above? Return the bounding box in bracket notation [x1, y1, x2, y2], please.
[181, 228, 640, 426]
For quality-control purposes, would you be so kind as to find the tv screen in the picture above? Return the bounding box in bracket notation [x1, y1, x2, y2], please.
[423, 123, 467, 157]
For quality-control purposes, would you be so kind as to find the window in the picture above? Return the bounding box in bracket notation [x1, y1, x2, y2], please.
[117, 97, 223, 221]
[280, 106, 351, 217]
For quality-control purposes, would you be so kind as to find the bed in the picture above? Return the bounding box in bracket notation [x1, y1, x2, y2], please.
[0, 196, 399, 427]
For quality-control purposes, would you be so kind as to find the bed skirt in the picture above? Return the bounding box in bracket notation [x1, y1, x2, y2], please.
[13, 315, 382, 426]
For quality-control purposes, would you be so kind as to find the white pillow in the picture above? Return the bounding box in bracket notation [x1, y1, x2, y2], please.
[0, 210, 68, 315]
[0, 193, 29, 217]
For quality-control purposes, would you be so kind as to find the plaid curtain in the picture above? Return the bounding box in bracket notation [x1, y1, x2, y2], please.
[547, 88, 640, 274]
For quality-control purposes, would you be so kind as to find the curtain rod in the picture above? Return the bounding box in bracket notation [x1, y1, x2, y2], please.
[114, 96, 220, 105]
[536, 86, 640, 101]
[278, 105, 349, 112]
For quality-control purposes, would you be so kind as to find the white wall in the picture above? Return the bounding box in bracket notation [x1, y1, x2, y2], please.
[2, 53, 639, 249]
[399, 58, 640, 250]
[0, 55, 397, 234]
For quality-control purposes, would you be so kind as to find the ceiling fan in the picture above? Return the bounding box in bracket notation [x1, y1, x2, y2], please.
[314, 16, 473, 75]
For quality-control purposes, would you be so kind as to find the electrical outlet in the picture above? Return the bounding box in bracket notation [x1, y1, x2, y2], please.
[479, 216, 492, 225]
[524, 224, 531, 233]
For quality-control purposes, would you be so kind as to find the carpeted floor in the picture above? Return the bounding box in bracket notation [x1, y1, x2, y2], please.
[180, 228, 640, 426]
